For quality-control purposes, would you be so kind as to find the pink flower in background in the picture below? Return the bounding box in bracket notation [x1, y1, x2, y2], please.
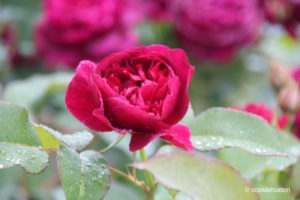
[65, 45, 194, 151]
[172, 0, 262, 62]
[35, 0, 142, 69]
[145, 0, 172, 21]
[290, 67, 300, 139]
[231, 103, 290, 129]
[263, 0, 300, 37]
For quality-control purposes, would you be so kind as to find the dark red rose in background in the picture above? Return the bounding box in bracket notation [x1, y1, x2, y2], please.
[35, 0, 142, 69]
[1, 25, 37, 68]
[65, 45, 194, 151]
[263, 0, 300, 37]
[172, 0, 262, 62]
[145, 0, 172, 21]
[231, 103, 290, 129]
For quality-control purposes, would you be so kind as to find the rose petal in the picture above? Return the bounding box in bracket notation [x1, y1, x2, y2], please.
[129, 132, 160, 152]
[129, 124, 193, 152]
[65, 60, 113, 131]
[278, 114, 290, 129]
[144, 45, 194, 125]
[103, 96, 170, 132]
[160, 124, 194, 151]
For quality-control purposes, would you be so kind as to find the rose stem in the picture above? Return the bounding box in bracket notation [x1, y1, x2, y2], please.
[139, 148, 156, 193]
[99, 134, 125, 153]
[109, 166, 148, 193]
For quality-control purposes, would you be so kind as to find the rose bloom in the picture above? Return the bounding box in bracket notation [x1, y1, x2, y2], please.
[230, 103, 290, 129]
[172, 0, 262, 62]
[65, 45, 194, 151]
[145, 0, 171, 21]
[35, 0, 141, 69]
[263, 0, 300, 37]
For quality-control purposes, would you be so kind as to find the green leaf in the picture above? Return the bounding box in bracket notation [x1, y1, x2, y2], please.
[33, 124, 93, 151]
[189, 108, 285, 156]
[33, 124, 61, 150]
[58, 145, 111, 200]
[104, 181, 142, 200]
[219, 131, 300, 178]
[4, 72, 73, 112]
[134, 152, 258, 200]
[253, 172, 294, 200]
[0, 142, 48, 174]
[0, 102, 40, 146]
[291, 160, 300, 195]
[154, 185, 191, 200]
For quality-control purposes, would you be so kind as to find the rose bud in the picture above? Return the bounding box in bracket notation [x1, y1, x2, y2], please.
[263, 0, 291, 23]
[35, 0, 142, 69]
[262, 0, 300, 37]
[230, 103, 290, 129]
[65, 45, 194, 152]
[278, 81, 300, 112]
[270, 61, 290, 89]
[172, 0, 262, 62]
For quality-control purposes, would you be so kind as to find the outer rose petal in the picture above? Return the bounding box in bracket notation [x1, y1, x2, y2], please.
[160, 124, 194, 151]
[129, 124, 193, 152]
[278, 114, 290, 129]
[143, 45, 195, 125]
[103, 96, 170, 132]
[65, 60, 113, 131]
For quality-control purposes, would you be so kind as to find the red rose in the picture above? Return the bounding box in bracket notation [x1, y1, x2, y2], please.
[172, 0, 262, 62]
[145, 0, 172, 21]
[35, 0, 141, 69]
[230, 103, 290, 129]
[65, 45, 194, 151]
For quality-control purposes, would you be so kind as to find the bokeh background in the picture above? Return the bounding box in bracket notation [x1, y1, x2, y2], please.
[1, 0, 300, 199]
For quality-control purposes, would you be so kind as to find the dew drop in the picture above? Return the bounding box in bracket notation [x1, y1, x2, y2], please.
[196, 141, 202, 145]
[255, 149, 261, 153]
[0, 164, 3, 168]
[17, 149, 21, 155]
[1, 150, 6, 155]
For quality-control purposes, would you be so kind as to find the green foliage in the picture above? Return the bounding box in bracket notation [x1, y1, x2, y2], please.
[0, 102, 41, 146]
[219, 131, 300, 178]
[134, 152, 258, 200]
[33, 124, 93, 151]
[58, 145, 111, 200]
[189, 108, 285, 156]
[4, 72, 73, 112]
[0, 143, 48, 174]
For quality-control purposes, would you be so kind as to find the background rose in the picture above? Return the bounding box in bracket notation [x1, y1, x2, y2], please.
[172, 0, 262, 62]
[65, 45, 194, 151]
[230, 103, 290, 129]
[35, 0, 142, 69]
[145, 0, 172, 21]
